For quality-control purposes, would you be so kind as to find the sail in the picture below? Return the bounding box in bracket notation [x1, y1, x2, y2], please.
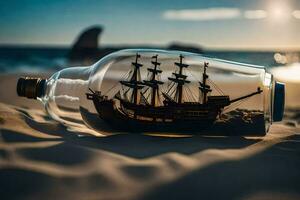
[143, 80, 164, 88]
[172, 73, 187, 79]
[199, 82, 212, 92]
[118, 53, 144, 105]
[148, 68, 162, 74]
[142, 55, 164, 106]
[166, 55, 190, 104]
[168, 77, 190, 84]
[199, 62, 211, 104]
[120, 80, 144, 89]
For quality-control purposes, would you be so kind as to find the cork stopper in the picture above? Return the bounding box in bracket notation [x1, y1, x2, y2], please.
[17, 77, 46, 99]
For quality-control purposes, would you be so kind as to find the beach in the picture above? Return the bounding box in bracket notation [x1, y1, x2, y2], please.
[1, 0, 300, 198]
[0, 67, 300, 200]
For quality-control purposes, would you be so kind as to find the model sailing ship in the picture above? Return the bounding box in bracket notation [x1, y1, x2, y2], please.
[86, 53, 262, 132]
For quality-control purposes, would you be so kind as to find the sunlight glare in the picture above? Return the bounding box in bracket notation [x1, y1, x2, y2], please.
[268, 1, 291, 22]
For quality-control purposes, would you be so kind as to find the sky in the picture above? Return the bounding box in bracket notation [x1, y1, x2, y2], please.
[0, 0, 300, 50]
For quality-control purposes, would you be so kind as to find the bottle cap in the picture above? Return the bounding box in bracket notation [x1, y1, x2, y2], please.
[17, 77, 46, 99]
[273, 81, 285, 122]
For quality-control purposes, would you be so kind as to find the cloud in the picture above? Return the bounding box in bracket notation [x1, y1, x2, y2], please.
[163, 8, 241, 21]
[244, 10, 267, 19]
[162, 8, 270, 21]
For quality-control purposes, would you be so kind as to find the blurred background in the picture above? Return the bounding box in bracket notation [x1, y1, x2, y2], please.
[0, 0, 299, 81]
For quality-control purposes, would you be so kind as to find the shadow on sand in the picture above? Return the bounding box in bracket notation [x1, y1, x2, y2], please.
[1, 109, 300, 200]
[2, 109, 264, 158]
[139, 133, 300, 200]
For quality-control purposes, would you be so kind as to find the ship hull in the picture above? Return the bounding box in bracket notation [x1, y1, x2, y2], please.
[90, 97, 221, 133]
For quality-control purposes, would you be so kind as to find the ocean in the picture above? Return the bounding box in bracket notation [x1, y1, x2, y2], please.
[0, 46, 299, 73]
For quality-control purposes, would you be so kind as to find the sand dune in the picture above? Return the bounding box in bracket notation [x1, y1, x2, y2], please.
[1, 74, 300, 200]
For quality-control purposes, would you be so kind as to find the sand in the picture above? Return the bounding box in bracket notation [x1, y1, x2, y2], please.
[1, 73, 300, 200]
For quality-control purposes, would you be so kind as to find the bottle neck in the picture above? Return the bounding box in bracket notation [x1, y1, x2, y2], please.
[17, 66, 92, 100]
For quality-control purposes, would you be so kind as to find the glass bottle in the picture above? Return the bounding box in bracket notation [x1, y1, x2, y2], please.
[17, 49, 285, 136]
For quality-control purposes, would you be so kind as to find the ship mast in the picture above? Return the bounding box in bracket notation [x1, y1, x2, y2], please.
[143, 55, 164, 106]
[120, 53, 144, 105]
[199, 62, 212, 104]
[168, 55, 190, 104]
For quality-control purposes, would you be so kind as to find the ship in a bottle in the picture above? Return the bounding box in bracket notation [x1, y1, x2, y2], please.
[86, 53, 262, 132]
